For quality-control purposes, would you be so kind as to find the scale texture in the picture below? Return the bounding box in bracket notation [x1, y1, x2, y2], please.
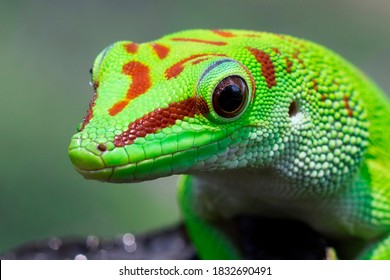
[69, 29, 390, 259]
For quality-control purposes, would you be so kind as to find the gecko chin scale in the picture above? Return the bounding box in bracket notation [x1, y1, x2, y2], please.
[97, 143, 107, 152]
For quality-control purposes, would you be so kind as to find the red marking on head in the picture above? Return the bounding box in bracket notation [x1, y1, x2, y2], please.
[165, 54, 226, 80]
[151, 43, 170, 59]
[285, 57, 292, 73]
[196, 96, 210, 116]
[247, 47, 276, 88]
[293, 50, 305, 67]
[124, 43, 138, 54]
[80, 91, 98, 131]
[344, 95, 353, 117]
[312, 79, 318, 91]
[114, 97, 207, 147]
[93, 81, 99, 91]
[165, 54, 208, 80]
[276, 35, 306, 49]
[171, 38, 227, 46]
[212, 30, 236, 37]
[272, 48, 281, 55]
[191, 57, 210, 65]
[243, 33, 262, 38]
[275, 34, 286, 40]
[109, 101, 128, 116]
[108, 61, 151, 116]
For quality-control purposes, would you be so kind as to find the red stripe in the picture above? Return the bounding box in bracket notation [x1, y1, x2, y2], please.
[165, 54, 227, 80]
[191, 57, 210, 65]
[272, 47, 281, 55]
[285, 57, 292, 73]
[80, 91, 98, 131]
[243, 33, 262, 38]
[293, 50, 305, 67]
[312, 79, 318, 91]
[247, 47, 276, 88]
[124, 42, 138, 54]
[108, 61, 151, 116]
[344, 95, 353, 117]
[171, 37, 227, 46]
[165, 54, 208, 79]
[114, 97, 208, 147]
[151, 43, 170, 59]
[212, 30, 236, 37]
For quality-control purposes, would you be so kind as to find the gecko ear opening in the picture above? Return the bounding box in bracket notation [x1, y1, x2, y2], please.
[289, 101, 298, 117]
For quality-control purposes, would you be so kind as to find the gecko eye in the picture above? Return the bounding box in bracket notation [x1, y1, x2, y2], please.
[196, 58, 254, 123]
[212, 76, 248, 118]
[90, 43, 114, 85]
[89, 68, 93, 87]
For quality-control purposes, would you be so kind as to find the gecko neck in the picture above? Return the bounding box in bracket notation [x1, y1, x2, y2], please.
[190, 167, 321, 220]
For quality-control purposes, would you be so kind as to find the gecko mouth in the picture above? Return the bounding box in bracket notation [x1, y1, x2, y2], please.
[73, 166, 115, 181]
[69, 143, 196, 183]
[68, 125, 234, 183]
[71, 154, 193, 183]
[73, 163, 175, 183]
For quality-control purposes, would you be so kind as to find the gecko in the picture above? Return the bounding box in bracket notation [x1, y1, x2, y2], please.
[68, 29, 390, 259]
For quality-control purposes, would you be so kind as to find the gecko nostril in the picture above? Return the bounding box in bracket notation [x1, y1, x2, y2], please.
[97, 143, 107, 152]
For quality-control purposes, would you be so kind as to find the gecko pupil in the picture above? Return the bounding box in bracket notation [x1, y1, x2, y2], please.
[219, 85, 242, 111]
[212, 76, 248, 118]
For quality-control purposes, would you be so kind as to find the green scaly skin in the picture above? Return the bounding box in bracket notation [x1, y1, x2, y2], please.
[68, 29, 390, 259]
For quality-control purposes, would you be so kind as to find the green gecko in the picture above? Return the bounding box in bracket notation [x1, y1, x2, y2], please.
[68, 29, 390, 259]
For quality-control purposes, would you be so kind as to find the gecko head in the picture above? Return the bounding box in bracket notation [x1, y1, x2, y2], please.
[69, 30, 369, 189]
[68, 35, 263, 182]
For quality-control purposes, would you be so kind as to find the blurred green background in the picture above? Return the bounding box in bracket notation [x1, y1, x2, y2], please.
[1, 0, 389, 253]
